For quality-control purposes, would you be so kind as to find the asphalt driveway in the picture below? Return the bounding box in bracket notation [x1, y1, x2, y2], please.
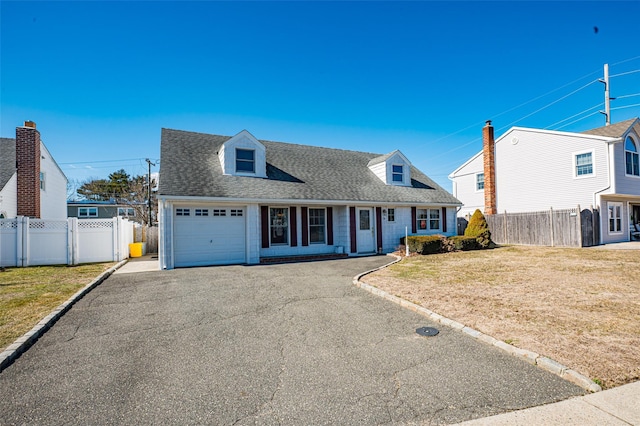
[0, 256, 582, 425]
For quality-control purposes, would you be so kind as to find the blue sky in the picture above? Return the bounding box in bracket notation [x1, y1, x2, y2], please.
[1, 1, 639, 193]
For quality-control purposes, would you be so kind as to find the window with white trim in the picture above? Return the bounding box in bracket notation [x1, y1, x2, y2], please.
[78, 207, 97, 218]
[476, 173, 484, 190]
[270, 207, 288, 245]
[236, 148, 255, 173]
[392, 165, 403, 182]
[40, 172, 46, 191]
[417, 208, 440, 230]
[626, 136, 639, 176]
[118, 207, 135, 217]
[429, 209, 441, 230]
[309, 208, 326, 244]
[387, 208, 395, 222]
[575, 152, 593, 177]
[608, 202, 623, 233]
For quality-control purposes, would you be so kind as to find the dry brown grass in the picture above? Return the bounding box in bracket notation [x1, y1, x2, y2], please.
[0, 263, 116, 351]
[363, 246, 640, 389]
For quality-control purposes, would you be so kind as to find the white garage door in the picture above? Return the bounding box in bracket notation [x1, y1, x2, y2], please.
[174, 206, 246, 267]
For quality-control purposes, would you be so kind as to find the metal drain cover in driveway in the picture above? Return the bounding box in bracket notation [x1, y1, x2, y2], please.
[416, 326, 439, 337]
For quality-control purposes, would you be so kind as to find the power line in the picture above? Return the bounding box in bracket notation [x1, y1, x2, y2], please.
[555, 111, 603, 130]
[610, 69, 640, 78]
[543, 103, 602, 129]
[58, 158, 146, 165]
[611, 103, 640, 111]
[497, 79, 600, 132]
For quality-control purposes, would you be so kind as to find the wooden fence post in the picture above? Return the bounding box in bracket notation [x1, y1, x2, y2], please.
[549, 207, 554, 247]
[576, 205, 582, 247]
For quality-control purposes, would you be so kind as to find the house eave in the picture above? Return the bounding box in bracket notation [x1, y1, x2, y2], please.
[158, 194, 462, 207]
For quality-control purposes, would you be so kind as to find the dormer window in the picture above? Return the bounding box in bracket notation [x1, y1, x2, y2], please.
[219, 130, 267, 177]
[392, 165, 403, 182]
[236, 148, 255, 173]
[367, 150, 412, 186]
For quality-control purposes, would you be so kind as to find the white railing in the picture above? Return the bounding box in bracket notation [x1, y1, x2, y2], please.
[0, 216, 135, 267]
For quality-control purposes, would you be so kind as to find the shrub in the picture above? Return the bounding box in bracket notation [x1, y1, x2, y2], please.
[447, 235, 480, 251]
[400, 235, 444, 254]
[464, 209, 493, 248]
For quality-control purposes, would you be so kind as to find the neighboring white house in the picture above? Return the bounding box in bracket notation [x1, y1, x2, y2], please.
[158, 128, 461, 269]
[449, 118, 640, 244]
[0, 121, 67, 220]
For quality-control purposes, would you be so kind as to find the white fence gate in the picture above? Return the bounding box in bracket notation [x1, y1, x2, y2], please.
[0, 216, 134, 267]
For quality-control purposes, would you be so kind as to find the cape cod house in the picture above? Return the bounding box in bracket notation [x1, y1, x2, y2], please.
[157, 128, 461, 268]
[0, 121, 67, 220]
[449, 118, 640, 244]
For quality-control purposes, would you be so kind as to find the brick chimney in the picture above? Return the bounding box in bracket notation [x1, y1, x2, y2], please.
[16, 120, 41, 218]
[482, 120, 497, 215]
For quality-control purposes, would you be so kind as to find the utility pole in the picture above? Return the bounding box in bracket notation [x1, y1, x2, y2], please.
[599, 63, 616, 126]
[145, 158, 156, 226]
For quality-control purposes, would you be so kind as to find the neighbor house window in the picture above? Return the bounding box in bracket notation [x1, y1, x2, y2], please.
[417, 208, 440, 230]
[270, 207, 288, 245]
[392, 165, 404, 182]
[476, 173, 484, 190]
[117, 207, 135, 217]
[78, 207, 97, 218]
[387, 208, 395, 222]
[39, 172, 45, 190]
[575, 152, 593, 176]
[236, 148, 255, 173]
[608, 202, 623, 233]
[309, 208, 326, 244]
[626, 136, 639, 176]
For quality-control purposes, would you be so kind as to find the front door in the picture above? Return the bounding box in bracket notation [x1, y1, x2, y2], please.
[357, 207, 375, 253]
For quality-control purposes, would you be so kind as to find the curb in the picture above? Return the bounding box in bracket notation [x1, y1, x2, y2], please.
[352, 254, 602, 394]
[0, 260, 128, 373]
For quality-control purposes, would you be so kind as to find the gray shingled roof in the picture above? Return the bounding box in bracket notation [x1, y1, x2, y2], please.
[159, 128, 461, 205]
[582, 118, 638, 138]
[0, 137, 16, 191]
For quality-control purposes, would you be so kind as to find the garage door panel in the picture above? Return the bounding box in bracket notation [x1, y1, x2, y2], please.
[174, 207, 245, 267]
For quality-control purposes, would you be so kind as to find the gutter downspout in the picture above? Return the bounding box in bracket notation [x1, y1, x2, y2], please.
[593, 139, 621, 244]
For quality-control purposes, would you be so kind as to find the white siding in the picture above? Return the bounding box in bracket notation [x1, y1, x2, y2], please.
[0, 173, 17, 218]
[599, 196, 630, 244]
[494, 129, 609, 213]
[39, 142, 68, 219]
[612, 125, 640, 196]
[246, 204, 260, 264]
[368, 151, 412, 186]
[450, 154, 484, 218]
[218, 130, 267, 178]
[381, 207, 411, 252]
[368, 162, 386, 183]
[335, 206, 349, 253]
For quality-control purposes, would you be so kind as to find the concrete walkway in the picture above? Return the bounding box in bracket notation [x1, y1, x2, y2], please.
[113, 254, 159, 274]
[456, 380, 640, 425]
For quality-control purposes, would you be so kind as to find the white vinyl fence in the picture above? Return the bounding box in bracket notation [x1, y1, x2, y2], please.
[0, 216, 134, 267]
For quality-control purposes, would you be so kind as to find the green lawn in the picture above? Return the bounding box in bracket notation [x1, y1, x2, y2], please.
[0, 263, 116, 351]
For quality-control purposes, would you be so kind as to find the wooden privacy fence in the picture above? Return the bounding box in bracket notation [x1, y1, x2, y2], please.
[485, 207, 600, 248]
[133, 225, 158, 254]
